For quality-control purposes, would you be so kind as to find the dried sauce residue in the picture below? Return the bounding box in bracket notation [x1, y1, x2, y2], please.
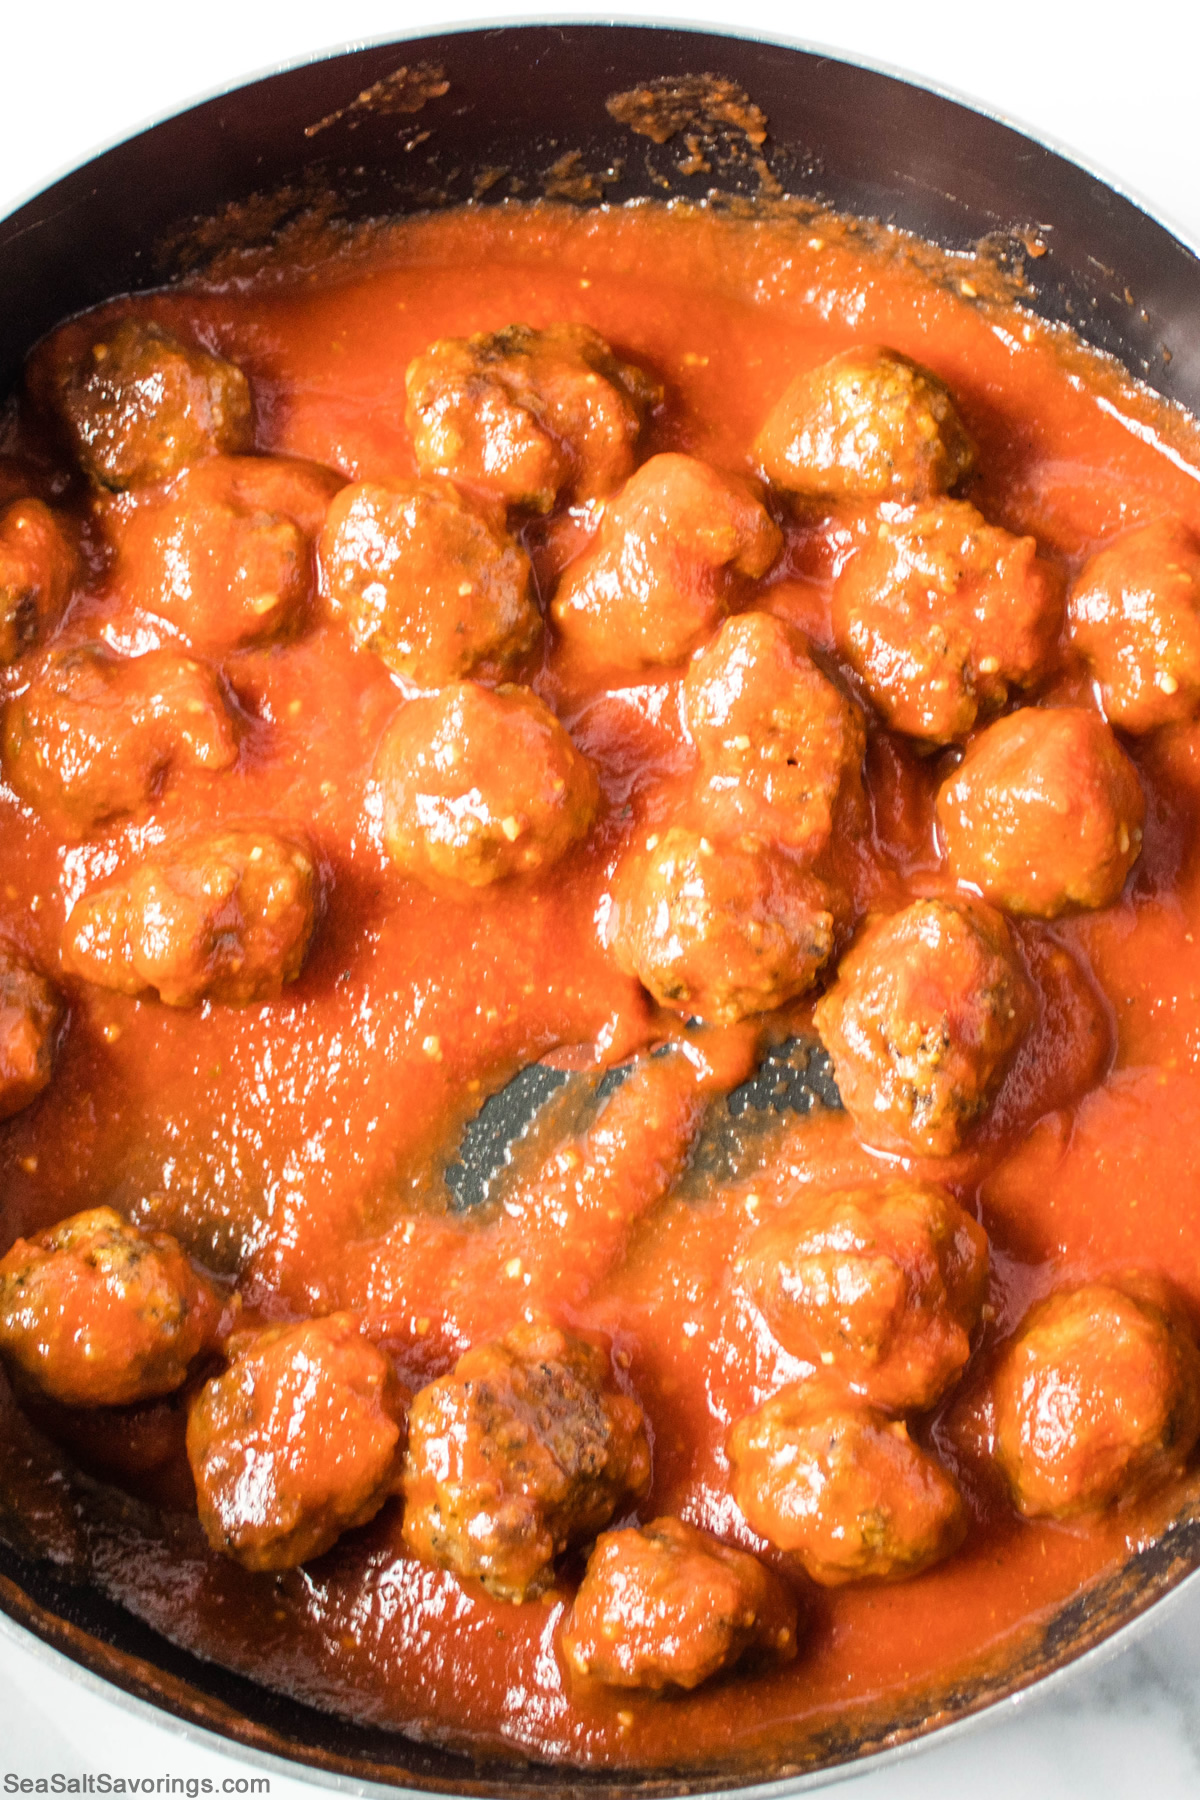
[543, 151, 624, 203]
[606, 73, 777, 195]
[156, 181, 342, 276]
[675, 134, 712, 178]
[305, 62, 450, 138]
[472, 166, 509, 200]
[606, 74, 767, 146]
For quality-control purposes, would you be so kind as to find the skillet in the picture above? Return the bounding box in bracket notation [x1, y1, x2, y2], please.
[3, 21, 1200, 1794]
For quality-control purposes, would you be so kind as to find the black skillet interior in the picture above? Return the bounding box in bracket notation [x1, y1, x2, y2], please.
[3, 21, 1200, 1795]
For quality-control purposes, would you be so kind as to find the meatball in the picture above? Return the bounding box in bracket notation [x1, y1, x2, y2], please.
[0, 947, 62, 1122]
[4, 644, 237, 832]
[992, 1279, 1200, 1520]
[755, 346, 975, 504]
[681, 611, 865, 856]
[813, 898, 1034, 1157]
[832, 500, 1063, 744]
[117, 454, 341, 650]
[62, 827, 316, 1007]
[375, 682, 599, 888]
[405, 321, 660, 513]
[1068, 518, 1200, 733]
[552, 455, 782, 669]
[560, 1516, 798, 1691]
[40, 317, 253, 489]
[0, 1207, 232, 1407]
[402, 1318, 650, 1601]
[188, 1313, 404, 1570]
[0, 498, 75, 665]
[728, 1384, 966, 1584]
[937, 707, 1144, 918]
[320, 479, 540, 686]
[613, 827, 835, 1026]
[743, 1179, 988, 1413]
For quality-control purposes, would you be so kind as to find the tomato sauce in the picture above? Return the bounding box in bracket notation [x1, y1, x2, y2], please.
[4, 199, 1200, 1773]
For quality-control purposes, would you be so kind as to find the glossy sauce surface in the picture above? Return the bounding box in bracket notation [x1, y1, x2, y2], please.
[5, 201, 1200, 1771]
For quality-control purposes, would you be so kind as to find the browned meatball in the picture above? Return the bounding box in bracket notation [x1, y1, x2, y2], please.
[0, 498, 75, 664]
[4, 644, 236, 833]
[728, 1383, 966, 1584]
[937, 707, 1144, 918]
[0, 1207, 233, 1407]
[405, 322, 660, 513]
[560, 1516, 798, 1690]
[375, 682, 599, 888]
[62, 827, 316, 1007]
[681, 611, 865, 856]
[188, 1313, 404, 1570]
[320, 479, 540, 685]
[613, 827, 835, 1026]
[117, 455, 341, 650]
[832, 500, 1063, 744]
[992, 1279, 1200, 1520]
[402, 1318, 650, 1601]
[0, 947, 62, 1122]
[755, 347, 975, 504]
[813, 898, 1034, 1157]
[1068, 518, 1200, 733]
[743, 1180, 988, 1413]
[552, 455, 781, 670]
[40, 317, 252, 489]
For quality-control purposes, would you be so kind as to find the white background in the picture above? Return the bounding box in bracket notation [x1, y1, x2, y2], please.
[3, 2, 1200, 1796]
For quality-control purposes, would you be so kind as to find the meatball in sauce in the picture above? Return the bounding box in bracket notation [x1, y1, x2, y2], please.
[755, 346, 975, 504]
[561, 1516, 797, 1690]
[552, 454, 781, 669]
[991, 1279, 1200, 1520]
[0, 1208, 233, 1407]
[402, 1319, 650, 1601]
[937, 706, 1144, 918]
[1069, 518, 1200, 733]
[4, 643, 236, 833]
[114, 455, 341, 650]
[62, 828, 317, 1006]
[613, 826, 835, 1025]
[34, 317, 252, 491]
[814, 898, 1034, 1156]
[742, 1179, 988, 1413]
[0, 498, 75, 665]
[405, 322, 660, 513]
[681, 611, 865, 856]
[728, 1381, 966, 1584]
[188, 1313, 404, 1570]
[832, 499, 1063, 743]
[320, 479, 539, 686]
[375, 682, 598, 887]
[0, 947, 61, 1124]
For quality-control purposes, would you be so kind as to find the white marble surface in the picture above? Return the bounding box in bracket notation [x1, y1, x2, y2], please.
[3, 1, 1200, 1793]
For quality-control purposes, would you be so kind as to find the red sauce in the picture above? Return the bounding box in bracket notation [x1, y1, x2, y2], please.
[4, 200, 1200, 1773]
